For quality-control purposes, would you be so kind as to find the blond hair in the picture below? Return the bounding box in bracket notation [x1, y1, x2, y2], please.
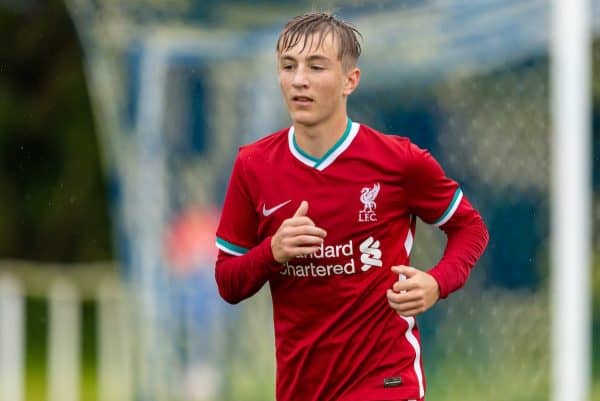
[276, 12, 362, 70]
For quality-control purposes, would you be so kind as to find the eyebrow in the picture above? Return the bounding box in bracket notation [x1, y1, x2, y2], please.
[279, 54, 332, 63]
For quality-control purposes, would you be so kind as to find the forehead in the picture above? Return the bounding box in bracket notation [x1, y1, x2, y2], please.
[278, 32, 340, 59]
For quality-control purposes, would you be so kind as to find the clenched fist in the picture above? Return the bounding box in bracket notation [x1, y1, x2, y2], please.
[386, 265, 440, 317]
[271, 201, 327, 263]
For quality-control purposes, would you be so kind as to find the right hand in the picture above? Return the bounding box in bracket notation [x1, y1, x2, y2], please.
[271, 201, 327, 263]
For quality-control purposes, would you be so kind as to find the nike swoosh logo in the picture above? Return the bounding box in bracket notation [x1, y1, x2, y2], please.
[262, 200, 291, 216]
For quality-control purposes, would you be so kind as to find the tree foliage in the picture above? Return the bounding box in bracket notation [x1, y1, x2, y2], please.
[0, 0, 112, 261]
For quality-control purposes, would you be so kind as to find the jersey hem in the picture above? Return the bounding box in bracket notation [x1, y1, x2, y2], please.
[340, 385, 423, 401]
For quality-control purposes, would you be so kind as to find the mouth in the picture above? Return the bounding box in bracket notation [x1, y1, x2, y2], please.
[292, 95, 314, 105]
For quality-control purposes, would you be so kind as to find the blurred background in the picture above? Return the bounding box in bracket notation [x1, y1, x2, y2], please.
[0, 0, 598, 400]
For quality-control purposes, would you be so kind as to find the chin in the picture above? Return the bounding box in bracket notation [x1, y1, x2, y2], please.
[290, 111, 319, 127]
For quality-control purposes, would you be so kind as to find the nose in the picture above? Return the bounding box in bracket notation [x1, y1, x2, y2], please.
[291, 66, 309, 88]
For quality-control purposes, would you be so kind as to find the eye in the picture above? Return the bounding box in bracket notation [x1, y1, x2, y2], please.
[281, 64, 294, 70]
[311, 65, 325, 71]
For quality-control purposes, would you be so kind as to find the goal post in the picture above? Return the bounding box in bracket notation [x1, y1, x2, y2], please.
[550, 0, 592, 400]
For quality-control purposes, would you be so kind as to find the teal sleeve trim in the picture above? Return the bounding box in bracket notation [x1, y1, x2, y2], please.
[216, 237, 249, 256]
[432, 188, 463, 227]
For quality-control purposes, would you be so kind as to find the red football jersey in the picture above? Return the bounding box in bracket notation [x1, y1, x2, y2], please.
[215, 120, 481, 401]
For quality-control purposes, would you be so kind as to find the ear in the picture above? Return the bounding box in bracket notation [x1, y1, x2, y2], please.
[343, 67, 361, 97]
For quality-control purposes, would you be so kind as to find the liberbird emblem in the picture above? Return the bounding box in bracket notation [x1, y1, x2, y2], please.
[359, 183, 380, 222]
[360, 183, 380, 212]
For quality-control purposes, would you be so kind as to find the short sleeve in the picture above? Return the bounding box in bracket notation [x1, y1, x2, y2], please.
[216, 153, 259, 255]
[405, 143, 463, 227]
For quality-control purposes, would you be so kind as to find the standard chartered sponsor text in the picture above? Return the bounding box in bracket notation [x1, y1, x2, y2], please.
[281, 240, 356, 277]
[281, 260, 356, 277]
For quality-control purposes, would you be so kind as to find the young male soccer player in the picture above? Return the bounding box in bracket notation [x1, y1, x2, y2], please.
[215, 12, 489, 401]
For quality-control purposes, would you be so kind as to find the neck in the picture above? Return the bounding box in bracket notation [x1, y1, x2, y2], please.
[293, 113, 350, 159]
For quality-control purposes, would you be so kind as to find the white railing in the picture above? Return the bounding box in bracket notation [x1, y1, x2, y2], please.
[0, 261, 132, 401]
[0, 274, 23, 401]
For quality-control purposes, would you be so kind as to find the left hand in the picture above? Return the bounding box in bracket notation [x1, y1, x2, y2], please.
[386, 265, 440, 317]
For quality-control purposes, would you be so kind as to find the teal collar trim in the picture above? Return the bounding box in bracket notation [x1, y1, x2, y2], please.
[292, 135, 319, 163]
[288, 118, 359, 171]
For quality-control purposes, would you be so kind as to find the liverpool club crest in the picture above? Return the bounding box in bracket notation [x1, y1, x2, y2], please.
[359, 183, 380, 222]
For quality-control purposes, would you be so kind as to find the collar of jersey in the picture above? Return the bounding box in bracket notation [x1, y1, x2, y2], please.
[288, 118, 360, 171]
